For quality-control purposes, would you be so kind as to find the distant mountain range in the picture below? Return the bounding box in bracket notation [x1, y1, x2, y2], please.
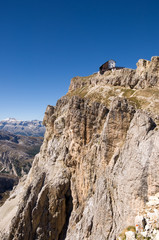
[0, 118, 45, 137]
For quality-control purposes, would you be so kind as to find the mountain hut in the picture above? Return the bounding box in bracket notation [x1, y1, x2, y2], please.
[99, 59, 116, 74]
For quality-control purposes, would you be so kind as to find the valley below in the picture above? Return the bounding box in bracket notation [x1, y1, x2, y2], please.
[0, 129, 43, 206]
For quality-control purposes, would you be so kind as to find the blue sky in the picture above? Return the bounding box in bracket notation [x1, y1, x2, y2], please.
[0, 0, 159, 120]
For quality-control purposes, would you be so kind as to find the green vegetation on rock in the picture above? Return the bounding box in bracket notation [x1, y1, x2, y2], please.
[68, 75, 159, 119]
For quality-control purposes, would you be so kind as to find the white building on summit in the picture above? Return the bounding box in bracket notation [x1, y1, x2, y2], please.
[99, 59, 116, 74]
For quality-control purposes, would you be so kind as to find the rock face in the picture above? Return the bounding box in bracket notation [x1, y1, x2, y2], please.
[1, 57, 159, 240]
[0, 118, 45, 137]
[120, 193, 159, 239]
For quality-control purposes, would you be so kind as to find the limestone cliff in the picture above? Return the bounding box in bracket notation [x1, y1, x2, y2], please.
[1, 57, 159, 240]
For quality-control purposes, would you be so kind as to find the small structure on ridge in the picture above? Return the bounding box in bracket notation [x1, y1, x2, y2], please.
[99, 59, 116, 74]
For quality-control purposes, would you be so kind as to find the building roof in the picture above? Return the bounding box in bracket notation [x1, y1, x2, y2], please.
[99, 59, 116, 69]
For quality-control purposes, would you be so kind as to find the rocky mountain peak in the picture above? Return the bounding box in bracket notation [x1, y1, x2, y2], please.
[0, 57, 159, 239]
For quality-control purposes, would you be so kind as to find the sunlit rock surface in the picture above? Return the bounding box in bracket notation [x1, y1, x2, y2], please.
[1, 57, 159, 240]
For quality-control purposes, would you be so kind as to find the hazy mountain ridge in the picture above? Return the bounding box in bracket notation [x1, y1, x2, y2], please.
[1, 57, 159, 239]
[0, 118, 45, 137]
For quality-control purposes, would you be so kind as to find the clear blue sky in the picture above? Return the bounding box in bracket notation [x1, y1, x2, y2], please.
[0, 0, 159, 120]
